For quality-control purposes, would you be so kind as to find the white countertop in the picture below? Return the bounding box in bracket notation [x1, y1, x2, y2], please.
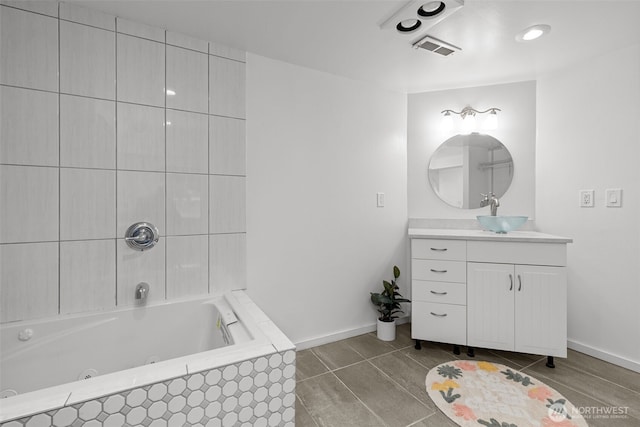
[408, 228, 573, 243]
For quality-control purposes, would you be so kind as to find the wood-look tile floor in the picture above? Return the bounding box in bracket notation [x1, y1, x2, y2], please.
[295, 323, 640, 427]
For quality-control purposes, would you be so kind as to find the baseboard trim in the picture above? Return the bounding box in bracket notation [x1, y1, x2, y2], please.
[568, 339, 640, 373]
[294, 316, 410, 351]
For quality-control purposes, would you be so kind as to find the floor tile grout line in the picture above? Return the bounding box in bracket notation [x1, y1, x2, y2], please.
[522, 361, 640, 409]
[329, 371, 391, 427]
[364, 359, 434, 412]
[294, 392, 320, 427]
[521, 364, 640, 418]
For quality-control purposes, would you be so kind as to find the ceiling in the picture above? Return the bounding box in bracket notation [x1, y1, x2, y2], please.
[79, 0, 640, 93]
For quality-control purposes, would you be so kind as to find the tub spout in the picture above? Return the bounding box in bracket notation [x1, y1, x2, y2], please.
[135, 282, 149, 300]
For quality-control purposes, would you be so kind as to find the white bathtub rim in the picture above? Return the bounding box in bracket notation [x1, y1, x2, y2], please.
[1, 292, 229, 329]
[0, 291, 280, 423]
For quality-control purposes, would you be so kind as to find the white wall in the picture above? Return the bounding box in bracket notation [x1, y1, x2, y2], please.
[246, 55, 408, 347]
[408, 81, 536, 219]
[537, 44, 640, 370]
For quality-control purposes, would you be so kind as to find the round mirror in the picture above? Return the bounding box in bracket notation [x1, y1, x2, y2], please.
[428, 133, 513, 209]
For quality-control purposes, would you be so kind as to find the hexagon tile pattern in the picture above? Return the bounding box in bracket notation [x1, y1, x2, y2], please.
[1, 350, 296, 427]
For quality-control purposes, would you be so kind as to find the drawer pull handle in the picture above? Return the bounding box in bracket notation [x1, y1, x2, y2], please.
[430, 312, 447, 317]
[430, 269, 448, 273]
[509, 274, 513, 291]
[430, 290, 448, 295]
[518, 274, 522, 291]
[430, 247, 447, 252]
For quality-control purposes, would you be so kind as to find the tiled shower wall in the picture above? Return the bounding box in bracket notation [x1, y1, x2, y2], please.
[0, 1, 247, 322]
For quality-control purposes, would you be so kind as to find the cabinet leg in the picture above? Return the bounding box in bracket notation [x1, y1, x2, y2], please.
[414, 339, 422, 350]
[467, 347, 475, 357]
[453, 345, 460, 355]
[546, 356, 555, 368]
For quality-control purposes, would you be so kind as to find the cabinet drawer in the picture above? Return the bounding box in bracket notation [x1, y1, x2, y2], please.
[412, 259, 466, 283]
[413, 280, 466, 305]
[411, 239, 466, 261]
[467, 241, 566, 266]
[412, 302, 466, 345]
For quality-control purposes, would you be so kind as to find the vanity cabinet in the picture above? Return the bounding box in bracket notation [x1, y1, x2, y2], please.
[410, 230, 571, 359]
[467, 263, 567, 357]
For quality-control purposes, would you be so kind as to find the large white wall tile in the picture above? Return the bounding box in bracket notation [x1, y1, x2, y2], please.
[166, 46, 208, 113]
[60, 168, 116, 240]
[117, 103, 165, 171]
[117, 34, 165, 107]
[209, 56, 246, 118]
[60, 239, 116, 314]
[209, 233, 246, 293]
[117, 171, 165, 238]
[210, 175, 246, 233]
[0, 6, 58, 91]
[210, 116, 246, 175]
[116, 238, 165, 306]
[60, 21, 116, 99]
[0, 242, 58, 322]
[60, 95, 116, 169]
[0, 165, 58, 243]
[59, 2, 115, 30]
[166, 31, 207, 53]
[116, 17, 164, 42]
[166, 173, 208, 236]
[0, 1, 58, 17]
[0, 86, 58, 166]
[166, 110, 208, 174]
[166, 235, 208, 298]
[209, 42, 246, 63]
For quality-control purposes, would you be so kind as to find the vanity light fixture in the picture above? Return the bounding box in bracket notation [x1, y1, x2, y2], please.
[440, 106, 501, 131]
[515, 24, 551, 42]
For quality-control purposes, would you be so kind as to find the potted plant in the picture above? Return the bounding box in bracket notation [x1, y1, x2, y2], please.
[370, 265, 410, 341]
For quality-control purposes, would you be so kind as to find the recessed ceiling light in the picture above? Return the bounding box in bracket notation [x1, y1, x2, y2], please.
[418, 2, 446, 18]
[516, 24, 551, 42]
[166, 89, 176, 96]
[396, 18, 422, 33]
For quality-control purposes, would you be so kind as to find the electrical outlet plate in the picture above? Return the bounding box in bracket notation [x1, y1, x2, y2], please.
[605, 188, 622, 207]
[377, 192, 385, 207]
[579, 190, 594, 207]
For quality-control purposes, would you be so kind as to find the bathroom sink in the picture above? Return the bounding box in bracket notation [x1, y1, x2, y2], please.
[477, 215, 528, 233]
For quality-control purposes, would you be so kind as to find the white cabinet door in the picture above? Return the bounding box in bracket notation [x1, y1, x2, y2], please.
[515, 265, 567, 357]
[467, 262, 515, 352]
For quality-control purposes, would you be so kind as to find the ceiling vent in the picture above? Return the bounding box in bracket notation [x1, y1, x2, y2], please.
[379, 0, 464, 38]
[412, 35, 461, 56]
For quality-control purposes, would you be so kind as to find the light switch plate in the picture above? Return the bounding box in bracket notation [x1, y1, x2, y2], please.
[376, 192, 385, 208]
[579, 190, 594, 207]
[605, 188, 622, 207]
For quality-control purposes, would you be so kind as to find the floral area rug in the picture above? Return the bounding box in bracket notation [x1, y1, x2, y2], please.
[426, 360, 588, 427]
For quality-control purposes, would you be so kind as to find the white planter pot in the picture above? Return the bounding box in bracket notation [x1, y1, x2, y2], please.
[376, 318, 396, 341]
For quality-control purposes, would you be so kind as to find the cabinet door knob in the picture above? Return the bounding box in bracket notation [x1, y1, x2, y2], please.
[430, 247, 447, 251]
[518, 274, 522, 291]
[430, 312, 447, 317]
[430, 269, 447, 273]
[509, 274, 513, 291]
[430, 290, 448, 295]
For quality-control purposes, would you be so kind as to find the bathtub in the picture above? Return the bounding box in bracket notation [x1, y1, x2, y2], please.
[0, 290, 296, 426]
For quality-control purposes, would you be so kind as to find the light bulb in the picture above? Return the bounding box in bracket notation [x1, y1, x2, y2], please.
[462, 114, 476, 133]
[484, 110, 498, 130]
[441, 112, 453, 131]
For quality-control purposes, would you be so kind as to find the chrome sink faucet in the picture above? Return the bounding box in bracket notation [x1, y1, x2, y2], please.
[480, 193, 500, 216]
